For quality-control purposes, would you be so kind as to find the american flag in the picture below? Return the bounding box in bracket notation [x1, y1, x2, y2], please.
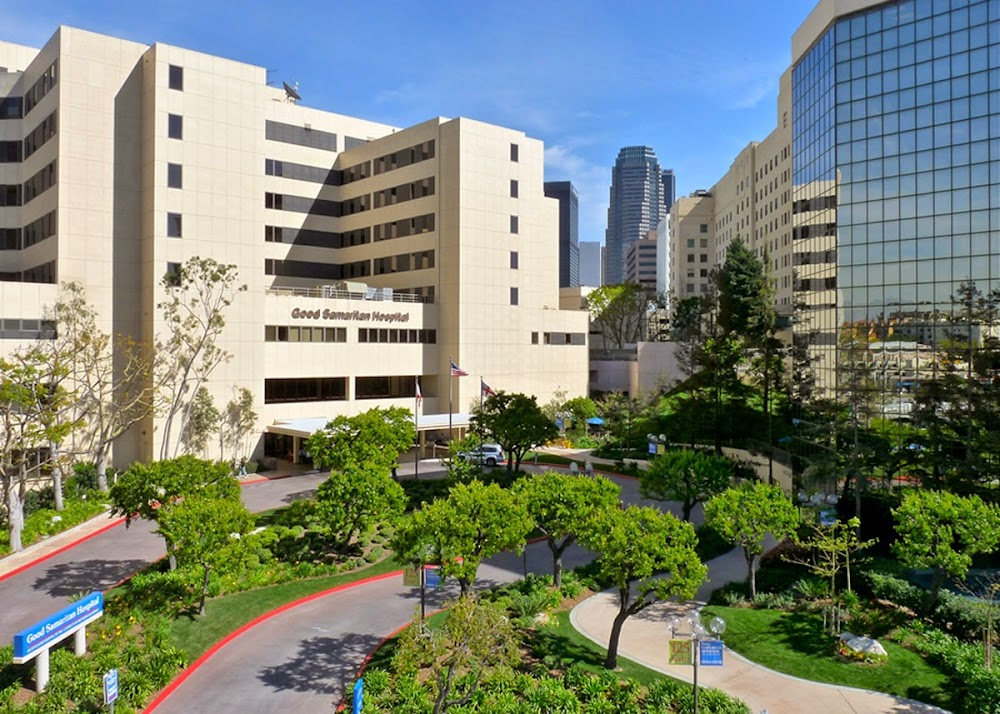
[415, 377, 422, 407]
[450, 360, 468, 377]
[481, 379, 496, 397]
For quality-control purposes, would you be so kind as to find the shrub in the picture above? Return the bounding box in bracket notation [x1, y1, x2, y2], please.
[862, 570, 991, 640]
[751, 592, 795, 610]
[904, 625, 1000, 714]
[23, 486, 55, 516]
[792, 577, 830, 601]
[70, 461, 101, 492]
[558, 571, 585, 600]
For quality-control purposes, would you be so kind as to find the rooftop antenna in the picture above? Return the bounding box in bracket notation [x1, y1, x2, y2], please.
[283, 81, 301, 104]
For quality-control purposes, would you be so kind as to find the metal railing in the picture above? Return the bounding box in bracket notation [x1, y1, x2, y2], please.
[265, 285, 431, 303]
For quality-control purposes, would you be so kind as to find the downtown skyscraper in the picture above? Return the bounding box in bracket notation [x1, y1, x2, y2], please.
[604, 146, 667, 285]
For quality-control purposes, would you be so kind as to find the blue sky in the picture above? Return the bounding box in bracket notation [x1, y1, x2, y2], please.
[4, 0, 813, 246]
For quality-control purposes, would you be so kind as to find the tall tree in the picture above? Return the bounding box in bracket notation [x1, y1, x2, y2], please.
[586, 281, 650, 349]
[892, 490, 1000, 610]
[0, 350, 76, 552]
[670, 294, 708, 379]
[640, 449, 734, 522]
[315, 463, 406, 552]
[307, 406, 415, 476]
[390, 481, 531, 595]
[157, 495, 254, 615]
[717, 237, 774, 344]
[705, 483, 799, 598]
[471, 391, 558, 475]
[513, 471, 620, 586]
[578, 505, 706, 669]
[157, 257, 246, 459]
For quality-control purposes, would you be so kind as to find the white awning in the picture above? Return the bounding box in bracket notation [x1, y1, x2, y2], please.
[266, 412, 471, 439]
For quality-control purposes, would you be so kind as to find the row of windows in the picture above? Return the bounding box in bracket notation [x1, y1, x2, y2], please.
[24, 111, 57, 160]
[795, 276, 838, 291]
[265, 257, 371, 280]
[0, 185, 20, 206]
[265, 325, 347, 343]
[793, 222, 837, 241]
[372, 249, 435, 275]
[0, 211, 56, 250]
[0, 97, 23, 120]
[358, 328, 437, 344]
[263, 374, 424, 404]
[373, 140, 436, 176]
[793, 195, 838, 214]
[265, 120, 338, 152]
[794, 249, 838, 265]
[23, 161, 55, 204]
[264, 191, 372, 217]
[0, 141, 21, 163]
[24, 61, 57, 117]
[265, 158, 336, 185]
[373, 213, 435, 242]
[373, 177, 434, 208]
[0, 318, 56, 340]
[529, 332, 586, 345]
[264, 225, 370, 248]
[0, 259, 56, 284]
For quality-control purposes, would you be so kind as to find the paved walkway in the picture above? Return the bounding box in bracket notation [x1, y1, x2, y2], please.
[570, 545, 950, 714]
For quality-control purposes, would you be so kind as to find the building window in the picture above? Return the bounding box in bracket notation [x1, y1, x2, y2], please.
[510, 287, 519, 305]
[165, 262, 182, 286]
[167, 163, 182, 188]
[510, 143, 518, 162]
[687, 254, 694, 263]
[168, 65, 183, 91]
[510, 179, 518, 198]
[510, 215, 518, 234]
[531, 331, 538, 344]
[686, 239, 694, 248]
[700, 254, 708, 263]
[265, 377, 347, 404]
[167, 212, 182, 238]
[699, 224, 708, 233]
[510, 251, 518, 269]
[700, 238, 708, 248]
[168, 114, 183, 139]
[355, 375, 417, 400]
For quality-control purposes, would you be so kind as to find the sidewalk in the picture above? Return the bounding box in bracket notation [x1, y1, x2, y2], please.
[570, 546, 949, 714]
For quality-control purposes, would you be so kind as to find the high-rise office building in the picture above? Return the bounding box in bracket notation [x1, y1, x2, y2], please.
[0, 27, 590, 465]
[661, 169, 677, 214]
[624, 232, 658, 293]
[544, 181, 580, 288]
[604, 146, 666, 285]
[791, 0, 1000, 397]
[579, 241, 602, 287]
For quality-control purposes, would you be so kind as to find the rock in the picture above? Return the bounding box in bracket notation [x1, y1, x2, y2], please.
[845, 635, 888, 657]
[838, 631, 856, 643]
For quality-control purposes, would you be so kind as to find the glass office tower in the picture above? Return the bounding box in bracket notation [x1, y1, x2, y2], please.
[793, 0, 999, 408]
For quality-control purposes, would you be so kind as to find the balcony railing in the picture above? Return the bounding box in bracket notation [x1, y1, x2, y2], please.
[266, 285, 431, 303]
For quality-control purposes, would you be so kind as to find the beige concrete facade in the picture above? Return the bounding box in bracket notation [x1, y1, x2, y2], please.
[0, 27, 588, 465]
[668, 192, 715, 301]
[623, 233, 657, 293]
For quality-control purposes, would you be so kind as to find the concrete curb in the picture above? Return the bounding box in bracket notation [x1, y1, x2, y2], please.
[143, 569, 403, 713]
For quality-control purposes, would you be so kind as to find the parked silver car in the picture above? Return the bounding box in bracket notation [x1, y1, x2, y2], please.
[456, 444, 505, 466]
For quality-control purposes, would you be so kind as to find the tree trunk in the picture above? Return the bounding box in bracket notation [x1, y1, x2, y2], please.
[164, 536, 177, 571]
[50, 444, 64, 512]
[746, 551, 758, 599]
[604, 593, 631, 669]
[7, 482, 24, 553]
[458, 577, 471, 597]
[96, 451, 109, 493]
[199, 564, 211, 615]
[550, 537, 573, 588]
[682, 501, 693, 522]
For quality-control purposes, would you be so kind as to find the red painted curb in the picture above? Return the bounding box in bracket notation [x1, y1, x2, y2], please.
[142, 569, 404, 713]
[0, 516, 126, 584]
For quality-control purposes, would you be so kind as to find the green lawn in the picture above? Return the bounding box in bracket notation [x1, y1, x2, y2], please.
[702, 606, 956, 710]
[168, 557, 400, 659]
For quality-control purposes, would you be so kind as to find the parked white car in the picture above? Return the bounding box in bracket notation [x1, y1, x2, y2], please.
[456, 444, 505, 467]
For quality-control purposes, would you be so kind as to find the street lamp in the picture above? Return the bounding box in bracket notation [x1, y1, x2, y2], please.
[669, 612, 726, 714]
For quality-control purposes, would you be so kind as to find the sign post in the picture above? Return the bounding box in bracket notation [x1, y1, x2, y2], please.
[12, 592, 104, 692]
[103, 669, 119, 713]
[352, 678, 364, 714]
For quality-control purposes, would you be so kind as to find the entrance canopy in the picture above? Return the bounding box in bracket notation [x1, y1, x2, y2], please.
[267, 413, 471, 439]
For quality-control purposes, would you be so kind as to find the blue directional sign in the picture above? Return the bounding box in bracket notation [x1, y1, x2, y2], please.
[13, 592, 103, 663]
[103, 669, 119, 705]
[699, 639, 724, 666]
[352, 678, 364, 714]
[424, 565, 442, 589]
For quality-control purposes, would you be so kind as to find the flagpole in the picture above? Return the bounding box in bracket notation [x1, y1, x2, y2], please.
[479, 376, 484, 453]
[448, 356, 453, 443]
[414, 377, 420, 480]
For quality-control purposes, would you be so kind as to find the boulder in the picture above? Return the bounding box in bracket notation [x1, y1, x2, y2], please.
[844, 635, 888, 657]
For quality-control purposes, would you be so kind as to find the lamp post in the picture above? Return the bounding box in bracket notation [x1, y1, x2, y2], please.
[669, 612, 726, 714]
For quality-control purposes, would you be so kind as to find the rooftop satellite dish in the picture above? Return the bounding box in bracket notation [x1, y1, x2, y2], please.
[283, 81, 301, 103]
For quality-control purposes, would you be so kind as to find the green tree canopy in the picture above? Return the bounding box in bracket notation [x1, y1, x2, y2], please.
[717, 237, 774, 344]
[315, 462, 406, 551]
[306, 406, 415, 475]
[156, 495, 254, 615]
[579, 505, 706, 669]
[586, 281, 650, 349]
[390, 481, 532, 595]
[640, 449, 735, 522]
[892, 490, 1000, 609]
[704, 482, 799, 598]
[471, 391, 558, 474]
[512, 471, 620, 586]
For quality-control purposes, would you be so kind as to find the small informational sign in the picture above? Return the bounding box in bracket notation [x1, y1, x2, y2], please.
[648, 442, 657, 455]
[699, 639, 725, 666]
[13, 592, 104, 663]
[668, 639, 693, 665]
[424, 565, 442, 589]
[352, 678, 364, 714]
[402, 565, 420, 587]
[103, 669, 119, 705]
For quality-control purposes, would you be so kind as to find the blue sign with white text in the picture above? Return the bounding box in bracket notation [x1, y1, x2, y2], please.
[352, 678, 364, 714]
[13, 592, 103, 661]
[104, 669, 119, 705]
[424, 566, 442, 589]
[699, 639, 724, 666]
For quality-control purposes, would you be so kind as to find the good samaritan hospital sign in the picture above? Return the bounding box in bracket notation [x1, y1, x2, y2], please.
[290, 307, 411, 323]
